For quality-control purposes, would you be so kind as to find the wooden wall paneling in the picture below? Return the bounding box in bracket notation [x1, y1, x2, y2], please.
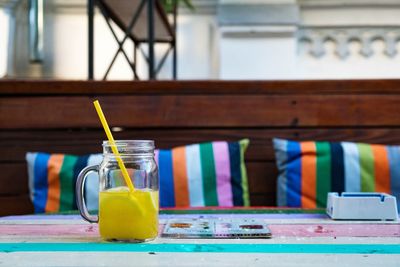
[246, 162, 277, 194]
[2, 95, 400, 129]
[250, 194, 277, 207]
[3, 128, 400, 163]
[0, 195, 34, 216]
[2, 80, 400, 95]
[0, 163, 29, 195]
[2, 80, 400, 215]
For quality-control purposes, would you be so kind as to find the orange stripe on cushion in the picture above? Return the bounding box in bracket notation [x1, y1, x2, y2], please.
[371, 145, 391, 193]
[300, 142, 317, 208]
[45, 154, 64, 212]
[172, 147, 190, 207]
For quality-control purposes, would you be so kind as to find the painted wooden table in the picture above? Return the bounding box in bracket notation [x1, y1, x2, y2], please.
[0, 208, 399, 267]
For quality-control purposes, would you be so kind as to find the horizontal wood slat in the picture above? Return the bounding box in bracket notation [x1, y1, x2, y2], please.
[250, 194, 276, 207]
[2, 80, 400, 95]
[2, 95, 400, 129]
[2, 128, 400, 163]
[0, 195, 33, 216]
[246, 162, 277, 195]
[0, 163, 30, 196]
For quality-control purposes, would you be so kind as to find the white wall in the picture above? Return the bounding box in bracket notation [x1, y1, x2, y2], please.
[292, 1, 400, 79]
[1, 0, 400, 80]
[0, 9, 8, 78]
[48, 12, 136, 80]
[297, 41, 400, 80]
[176, 14, 217, 79]
[0, 3, 216, 80]
[219, 34, 400, 80]
[219, 29, 298, 79]
[217, 0, 400, 80]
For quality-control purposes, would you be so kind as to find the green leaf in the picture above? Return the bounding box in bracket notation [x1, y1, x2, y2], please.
[160, 0, 195, 13]
[181, 0, 195, 10]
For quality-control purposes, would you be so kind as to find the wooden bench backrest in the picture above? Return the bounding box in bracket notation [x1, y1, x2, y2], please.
[2, 80, 400, 215]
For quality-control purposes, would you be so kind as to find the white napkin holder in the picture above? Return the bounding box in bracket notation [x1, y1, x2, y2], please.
[326, 192, 398, 221]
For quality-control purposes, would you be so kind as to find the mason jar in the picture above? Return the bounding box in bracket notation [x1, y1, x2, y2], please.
[76, 140, 159, 242]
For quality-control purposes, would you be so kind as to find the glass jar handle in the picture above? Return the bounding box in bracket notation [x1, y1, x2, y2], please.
[76, 165, 99, 223]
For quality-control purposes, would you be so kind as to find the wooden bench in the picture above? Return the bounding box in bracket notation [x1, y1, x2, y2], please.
[2, 80, 400, 216]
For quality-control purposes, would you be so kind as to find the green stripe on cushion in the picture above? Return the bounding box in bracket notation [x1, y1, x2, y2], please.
[239, 139, 250, 206]
[59, 155, 78, 211]
[357, 143, 375, 192]
[316, 142, 331, 208]
[199, 143, 219, 206]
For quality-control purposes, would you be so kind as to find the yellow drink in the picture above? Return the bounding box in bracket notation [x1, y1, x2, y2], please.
[99, 186, 159, 241]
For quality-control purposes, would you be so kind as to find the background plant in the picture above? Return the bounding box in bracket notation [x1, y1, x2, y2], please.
[160, 0, 194, 13]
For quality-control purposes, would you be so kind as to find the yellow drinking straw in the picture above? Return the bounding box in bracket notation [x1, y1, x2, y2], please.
[93, 100, 135, 192]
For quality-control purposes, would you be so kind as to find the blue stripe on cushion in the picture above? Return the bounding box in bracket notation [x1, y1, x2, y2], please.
[387, 146, 400, 211]
[159, 150, 175, 208]
[286, 140, 301, 207]
[330, 142, 345, 193]
[33, 153, 51, 213]
[228, 142, 244, 206]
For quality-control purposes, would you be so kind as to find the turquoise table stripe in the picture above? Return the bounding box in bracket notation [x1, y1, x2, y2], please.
[1, 243, 399, 254]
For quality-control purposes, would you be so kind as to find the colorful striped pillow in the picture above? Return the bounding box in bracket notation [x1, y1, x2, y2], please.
[26, 152, 101, 213]
[155, 139, 250, 208]
[26, 139, 250, 213]
[273, 138, 400, 209]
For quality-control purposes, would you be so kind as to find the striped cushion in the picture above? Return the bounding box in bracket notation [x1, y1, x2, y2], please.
[273, 138, 400, 209]
[156, 139, 250, 208]
[26, 153, 101, 213]
[26, 139, 250, 213]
